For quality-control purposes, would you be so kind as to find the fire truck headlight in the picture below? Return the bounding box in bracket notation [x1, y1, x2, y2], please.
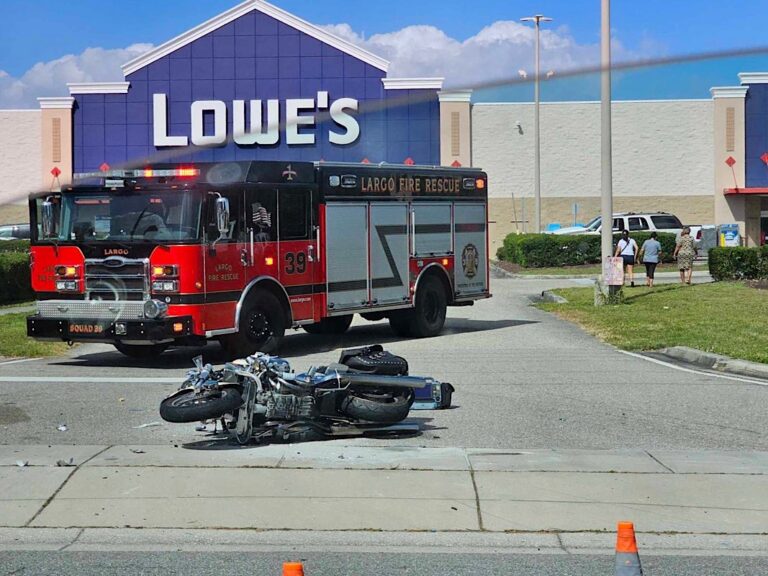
[143, 299, 168, 319]
[55, 280, 78, 292]
[152, 280, 179, 292]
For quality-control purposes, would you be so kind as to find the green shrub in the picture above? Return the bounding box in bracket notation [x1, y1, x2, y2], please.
[0, 252, 33, 303]
[709, 247, 763, 280]
[0, 240, 30, 253]
[497, 232, 677, 268]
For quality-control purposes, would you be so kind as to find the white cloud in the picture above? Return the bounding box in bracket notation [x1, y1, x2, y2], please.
[0, 20, 660, 108]
[325, 21, 652, 89]
[0, 44, 152, 108]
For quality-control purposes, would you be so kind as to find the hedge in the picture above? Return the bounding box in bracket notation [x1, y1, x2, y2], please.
[0, 240, 30, 253]
[496, 232, 678, 268]
[708, 246, 768, 280]
[0, 252, 33, 303]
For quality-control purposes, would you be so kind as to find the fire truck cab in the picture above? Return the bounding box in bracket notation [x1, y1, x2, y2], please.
[27, 161, 489, 358]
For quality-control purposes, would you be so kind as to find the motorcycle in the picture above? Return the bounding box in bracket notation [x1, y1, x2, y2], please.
[159, 349, 449, 444]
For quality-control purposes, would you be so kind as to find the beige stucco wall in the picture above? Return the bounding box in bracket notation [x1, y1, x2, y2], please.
[0, 110, 41, 224]
[473, 100, 714, 243]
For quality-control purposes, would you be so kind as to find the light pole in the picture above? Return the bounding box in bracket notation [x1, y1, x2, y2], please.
[600, 0, 613, 282]
[521, 14, 552, 233]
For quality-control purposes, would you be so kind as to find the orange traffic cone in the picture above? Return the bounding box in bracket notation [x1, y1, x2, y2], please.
[615, 521, 643, 575]
[283, 562, 305, 576]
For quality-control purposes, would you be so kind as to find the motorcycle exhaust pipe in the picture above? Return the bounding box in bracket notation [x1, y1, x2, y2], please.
[344, 373, 429, 389]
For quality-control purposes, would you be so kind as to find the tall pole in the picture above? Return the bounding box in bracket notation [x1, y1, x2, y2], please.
[600, 0, 613, 271]
[521, 15, 552, 233]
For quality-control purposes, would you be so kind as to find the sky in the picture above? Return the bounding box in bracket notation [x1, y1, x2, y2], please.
[1, 0, 767, 107]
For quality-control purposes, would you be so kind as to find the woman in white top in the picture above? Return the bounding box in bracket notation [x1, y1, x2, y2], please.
[614, 229, 639, 287]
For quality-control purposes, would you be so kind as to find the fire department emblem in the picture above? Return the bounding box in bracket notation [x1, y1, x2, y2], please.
[461, 243, 479, 278]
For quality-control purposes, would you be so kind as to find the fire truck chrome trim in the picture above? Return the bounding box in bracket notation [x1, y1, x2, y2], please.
[36, 300, 147, 320]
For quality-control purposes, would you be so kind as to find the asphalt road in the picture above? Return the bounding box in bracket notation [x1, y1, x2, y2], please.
[0, 274, 766, 449]
[1, 551, 765, 576]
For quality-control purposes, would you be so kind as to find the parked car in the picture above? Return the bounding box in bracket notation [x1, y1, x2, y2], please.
[0, 223, 30, 240]
[551, 212, 703, 241]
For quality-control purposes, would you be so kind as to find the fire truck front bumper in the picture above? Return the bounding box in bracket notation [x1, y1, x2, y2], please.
[27, 314, 194, 344]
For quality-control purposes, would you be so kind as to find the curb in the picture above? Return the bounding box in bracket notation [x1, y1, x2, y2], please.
[656, 346, 768, 381]
[541, 290, 569, 304]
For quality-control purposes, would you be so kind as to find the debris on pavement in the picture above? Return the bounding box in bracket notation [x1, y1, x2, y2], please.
[129, 448, 146, 454]
[55, 457, 75, 467]
[132, 422, 161, 429]
[194, 424, 208, 432]
[15, 460, 28, 467]
[57, 424, 68, 432]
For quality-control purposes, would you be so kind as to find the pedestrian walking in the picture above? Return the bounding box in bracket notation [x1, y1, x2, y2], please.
[673, 226, 698, 284]
[614, 229, 639, 287]
[639, 232, 663, 288]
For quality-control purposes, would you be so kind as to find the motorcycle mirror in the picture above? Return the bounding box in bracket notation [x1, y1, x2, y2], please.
[193, 355, 203, 370]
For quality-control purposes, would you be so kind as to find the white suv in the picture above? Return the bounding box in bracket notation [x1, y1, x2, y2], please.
[552, 212, 701, 239]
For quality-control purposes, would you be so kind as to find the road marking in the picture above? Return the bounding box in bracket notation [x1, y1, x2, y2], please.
[618, 350, 768, 387]
[0, 376, 181, 383]
[0, 358, 36, 366]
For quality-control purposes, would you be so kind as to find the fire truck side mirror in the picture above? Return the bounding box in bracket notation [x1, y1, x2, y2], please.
[41, 200, 55, 238]
[215, 197, 230, 238]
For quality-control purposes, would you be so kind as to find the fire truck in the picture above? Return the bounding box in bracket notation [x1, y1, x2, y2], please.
[27, 161, 489, 358]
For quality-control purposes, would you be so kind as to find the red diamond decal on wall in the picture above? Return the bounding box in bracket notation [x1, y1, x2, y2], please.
[50, 166, 61, 177]
[761, 153, 768, 165]
[403, 157, 415, 166]
[99, 162, 110, 172]
[451, 160, 462, 168]
[725, 156, 736, 167]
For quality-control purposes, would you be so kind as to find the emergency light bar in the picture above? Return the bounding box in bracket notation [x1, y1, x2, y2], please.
[74, 167, 200, 180]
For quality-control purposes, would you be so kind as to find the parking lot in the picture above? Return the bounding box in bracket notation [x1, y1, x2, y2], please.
[2, 272, 766, 450]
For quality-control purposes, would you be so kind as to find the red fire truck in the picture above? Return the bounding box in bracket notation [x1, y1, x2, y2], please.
[27, 161, 489, 358]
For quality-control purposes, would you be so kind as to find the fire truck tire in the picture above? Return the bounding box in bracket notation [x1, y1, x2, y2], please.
[388, 312, 413, 337]
[114, 342, 169, 359]
[221, 289, 285, 357]
[303, 315, 353, 335]
[409, 275, 447, 338]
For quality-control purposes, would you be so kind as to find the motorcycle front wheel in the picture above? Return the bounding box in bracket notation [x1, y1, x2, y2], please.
[160, 388, 243, 423]
[342, 389, 413, 423]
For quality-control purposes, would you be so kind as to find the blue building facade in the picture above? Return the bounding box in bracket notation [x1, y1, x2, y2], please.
[744, 81, 768, 188]
[71, 2, 441, 175]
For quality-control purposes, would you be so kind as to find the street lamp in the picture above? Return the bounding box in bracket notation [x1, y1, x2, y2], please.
[521, 14, 552, 233]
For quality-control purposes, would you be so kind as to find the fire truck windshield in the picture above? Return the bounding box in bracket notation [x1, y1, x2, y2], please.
[34, 190, 203, 244]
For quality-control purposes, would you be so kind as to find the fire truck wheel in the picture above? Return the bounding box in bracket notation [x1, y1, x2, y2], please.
[410, 274, 447, 338]
[303, 315, 353, 335]
[388, 312, 413, 337]
[113, 342, 169, 359]
[221, 289, 285, 357]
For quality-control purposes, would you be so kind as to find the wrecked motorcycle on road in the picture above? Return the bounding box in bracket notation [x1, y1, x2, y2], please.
[159, 346, 453, 444]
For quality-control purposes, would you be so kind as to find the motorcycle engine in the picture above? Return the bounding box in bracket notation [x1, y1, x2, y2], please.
[265, 393, 315, 420]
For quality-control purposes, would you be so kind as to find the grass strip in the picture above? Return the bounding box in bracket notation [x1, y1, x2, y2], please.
[538, 281, 768, 364]
[0, 312, 70, 358]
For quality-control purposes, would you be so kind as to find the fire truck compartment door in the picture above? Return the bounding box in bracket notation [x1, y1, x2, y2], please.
[370, 203, 409, 306]
[414, 203, 451, 256]
[326, 203, 368, 311]
[454, 203, 487, 297]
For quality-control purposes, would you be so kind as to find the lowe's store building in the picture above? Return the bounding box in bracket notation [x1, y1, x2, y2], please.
[2, 0, 768, 250]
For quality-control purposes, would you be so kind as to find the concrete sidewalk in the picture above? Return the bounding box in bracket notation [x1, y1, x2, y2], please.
[2, 445, 766, 534]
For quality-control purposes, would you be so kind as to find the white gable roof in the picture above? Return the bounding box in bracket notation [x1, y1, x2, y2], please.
[122, 0, 389, 76]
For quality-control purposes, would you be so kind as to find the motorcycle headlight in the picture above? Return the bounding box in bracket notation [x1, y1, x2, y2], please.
[143, 299, 168, 319]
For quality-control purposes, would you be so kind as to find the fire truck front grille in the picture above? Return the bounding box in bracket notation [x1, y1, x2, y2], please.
[37, 300, 146, 320]
[85, 258, 148, 301]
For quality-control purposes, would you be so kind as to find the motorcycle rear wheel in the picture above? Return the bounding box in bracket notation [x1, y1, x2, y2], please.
[342, 389, 413, 423]
[160, 388, 243, 423]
